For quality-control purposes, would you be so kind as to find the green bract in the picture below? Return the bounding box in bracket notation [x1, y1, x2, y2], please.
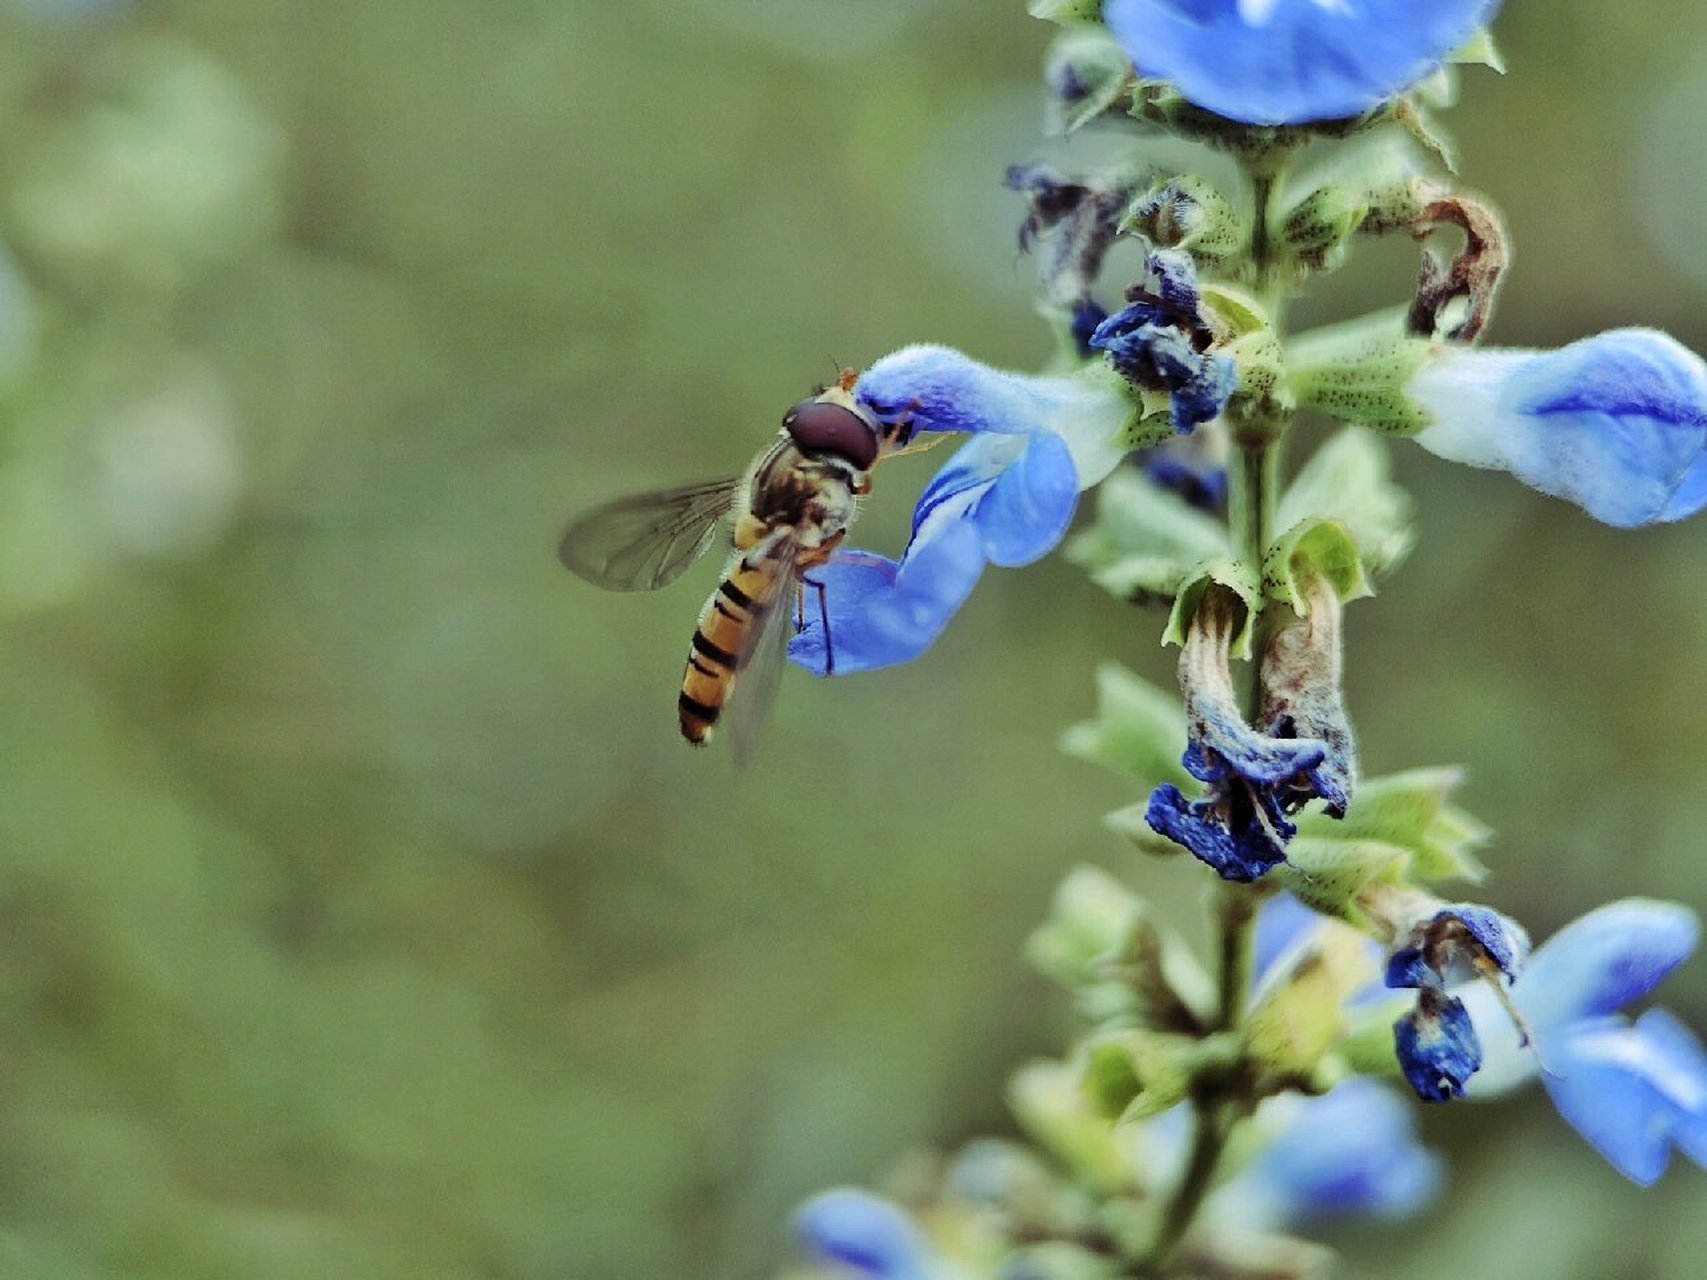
[1065, 472, 1230, 605]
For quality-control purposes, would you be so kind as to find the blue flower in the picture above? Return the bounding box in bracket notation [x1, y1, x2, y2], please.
[1407, 329, 1707, 527]
[1089, 249, 1238, 434]
[1385, 903, 1530, 991]
[793, 1188, 932, 1280]
[1233, 1078, 1444, 1224]
[1145, 582, 1356, 882]
[1458, 899, 1707, 1184]
[1136, 431, 1228, 511]
[1007, 165, 1129, 358]
[1386, 902, 1529, 1102]
[1102, 0, 1501, 126]
[1145, 587, 1326, 881]
[789, 346, 1136, 675]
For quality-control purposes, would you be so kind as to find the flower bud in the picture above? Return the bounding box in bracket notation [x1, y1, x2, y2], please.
[1042, 26, 1134, 135]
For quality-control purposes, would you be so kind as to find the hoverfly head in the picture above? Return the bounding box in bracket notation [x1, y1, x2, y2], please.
[782, 392, 880, 471]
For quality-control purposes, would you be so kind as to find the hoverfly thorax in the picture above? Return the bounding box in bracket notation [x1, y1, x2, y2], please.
[744, 386, 880, 538]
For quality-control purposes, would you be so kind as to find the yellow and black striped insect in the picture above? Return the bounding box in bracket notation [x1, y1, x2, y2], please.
[559, 371, 913, 760]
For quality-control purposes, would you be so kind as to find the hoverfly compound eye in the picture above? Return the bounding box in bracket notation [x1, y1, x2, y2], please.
[782, 398, 880, 470]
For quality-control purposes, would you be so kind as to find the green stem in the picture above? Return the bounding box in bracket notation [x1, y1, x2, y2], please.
[1145, 148, 1293, 1278]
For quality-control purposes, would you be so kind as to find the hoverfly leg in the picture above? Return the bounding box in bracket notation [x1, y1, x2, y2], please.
[803, 575, 834, 675]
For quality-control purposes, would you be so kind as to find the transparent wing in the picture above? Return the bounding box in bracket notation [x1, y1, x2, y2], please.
[558, 479, 740, 591]
[726, 537, 801, 766]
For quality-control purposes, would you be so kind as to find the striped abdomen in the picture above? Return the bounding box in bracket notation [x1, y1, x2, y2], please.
[678, 558, 785, 744]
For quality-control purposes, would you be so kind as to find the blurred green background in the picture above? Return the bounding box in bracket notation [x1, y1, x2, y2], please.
[0, 2, 1704, 1277]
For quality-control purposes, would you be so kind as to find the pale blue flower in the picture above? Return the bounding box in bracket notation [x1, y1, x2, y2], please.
[1102, 0, 1500, 126]
[1233, 1078, 1444, 1224]
[793, 1188, 932, 1280]
[1408, 329, 1707, 526]
[790, 346, 1134, 675]
[1458, 899, 1707, 1184]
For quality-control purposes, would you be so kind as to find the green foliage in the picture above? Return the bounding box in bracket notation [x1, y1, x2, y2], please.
[1275, 426, 1416, 578]
[1300, 767, 1491, 884]
[1285, 311, 1434, 435]
[1263, 517, 1373, 612]
[1060, 663, 1193, 789]
[1244, 925, 1375, 1086]
[1065, 471, 1231, 606]
[1161, 560, 1263, 655]
[1028, 866, 1216, 1031]
[0, 4, 1704, 1279]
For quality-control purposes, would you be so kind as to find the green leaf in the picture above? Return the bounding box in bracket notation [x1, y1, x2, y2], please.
[1263, 517, 1372, 613]
[1448, 28, 1506, 73]
[1277, 426, 1416, 578]
[1065, 469, 1231, 606]
[1278, 836, 1409, 928]
[1007, 1060, 1134, 1194]
[1285, 309, 1433, 436]
[1162, 560, 1262, 655]
[1060, 663, 1191, 789]
[1027, 0, 1104, 24]
[1341, 999, 1412, 1078]
[1296, 767, 1490, 884]
[1025, 864, 1216, 1032]
[1199, 283, 1270, 337]
[1101, 802, 1187, 859]
[1043, 28, 1132, 135]
[1080, 1029, 1197, 1122]
[1026, 865, 1144, 991]
[1122, 175, 1244, 263]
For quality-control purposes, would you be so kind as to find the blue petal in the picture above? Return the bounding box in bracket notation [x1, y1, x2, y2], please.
[1410, 330, 1707, 527]
[1386, 905, 1529, 990]
[1148, 248, 1203, 312]
[1540, 1012, 1707, 1185]
[1184, 701, 1326, 790]
[856, 345, 1137, 488]
[1395, 992, 1482, 1102]
[1661, 451, 1707, 522]
[788, 516, 986, 676]
[1090, 309, 1236, 435]
[1453, 904, 1530, 978]
[1146, 782, 1289, 882]
[1247, 1079, 1444, 1223]
[915, 433, 1080, 569]
[1138, 441, 1228, 510]
[1172, 354, 1240, 434]
[793, 1188, 932, 1280]
[1103, 0, 1499, 126]
[1513, 899, 1700, 1033]
[1252, 892, 1323, 981]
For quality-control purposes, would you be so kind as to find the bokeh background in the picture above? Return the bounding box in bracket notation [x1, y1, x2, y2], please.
[1, 1, 1705, 1277]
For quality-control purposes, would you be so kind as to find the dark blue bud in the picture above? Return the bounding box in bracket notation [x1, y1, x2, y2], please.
[1395, 989, 1484, 1102]
[1140, 455, 1226, 509]
[1387, 904, 1531, 989]
[1146, 248, 1203, 314]
[1069, 299, 1110, 361]
[1172, 353, 1240, 434]
[1089, 250, 1236, 435]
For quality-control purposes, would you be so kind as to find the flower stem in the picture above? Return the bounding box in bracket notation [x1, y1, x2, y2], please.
[1146, 148, 1291, 1277]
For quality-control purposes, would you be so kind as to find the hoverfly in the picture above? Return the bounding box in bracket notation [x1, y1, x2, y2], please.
[559, 369, 919, 760]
